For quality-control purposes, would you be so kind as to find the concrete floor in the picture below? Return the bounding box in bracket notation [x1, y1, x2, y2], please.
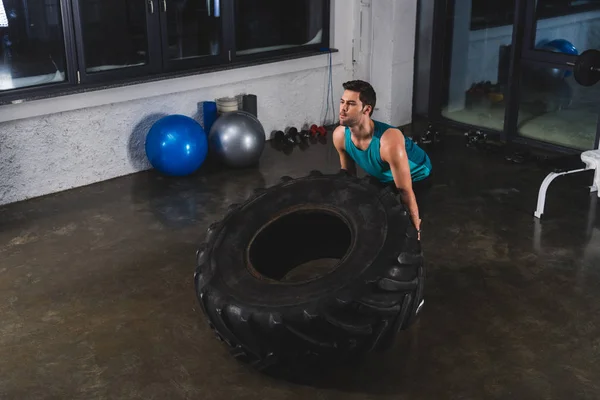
[1, 125, 600, 399]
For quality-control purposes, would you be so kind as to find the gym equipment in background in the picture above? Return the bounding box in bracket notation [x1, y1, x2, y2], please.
[534, 49, 600, 218]
[215, 96, 239, 115]
[416, 124, 443, 148]
[538, 39, 579, 79]
[571, 49, 600, 86]
[270, 125, 328, 152]
[145, 114, 208, 176]
[203, 101, 218, 134]
[271, 127, 308, 151]
[242, 94, 258, 118]
[208, 110, 266, 168]
[464, 129, 488, 148]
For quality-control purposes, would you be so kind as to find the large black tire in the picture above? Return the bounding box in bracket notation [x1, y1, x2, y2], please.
[194, 170, 425, 373]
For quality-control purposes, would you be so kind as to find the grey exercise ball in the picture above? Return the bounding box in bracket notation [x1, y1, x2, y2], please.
[208, 110, 266, 168]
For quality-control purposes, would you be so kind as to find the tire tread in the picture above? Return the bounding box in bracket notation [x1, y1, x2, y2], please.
[194, 170, 425, 371]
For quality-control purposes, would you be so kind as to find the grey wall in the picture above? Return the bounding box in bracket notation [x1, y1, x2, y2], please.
[369, 0, 418, 126]
[0, 59, 352, 206]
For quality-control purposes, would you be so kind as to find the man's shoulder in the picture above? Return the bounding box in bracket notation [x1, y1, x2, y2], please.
[332, 125, 347, 149]
[379, 125, 405, 146]
[378, 125, 407, 162]
[333, 124, 346, 134]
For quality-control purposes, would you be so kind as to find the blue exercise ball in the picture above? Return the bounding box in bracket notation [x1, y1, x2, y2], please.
[547, 39, 578, 78]
[546, 39, 578, 56]
[145, 114, 208, 176]
[537, 39, 579, 79]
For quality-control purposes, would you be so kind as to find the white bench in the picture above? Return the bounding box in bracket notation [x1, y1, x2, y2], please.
[534, 149, 600, 219]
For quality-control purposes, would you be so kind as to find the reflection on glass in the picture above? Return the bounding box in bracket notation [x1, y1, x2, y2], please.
[517, 62, 599, 150]
[234, 0, 324, 55]
[165, 0, 221, 60]
[534, 0, 600, 54]
[0, 0, 66, 91]
[79, 0, 148, 73]
[441, 0, 515, 131]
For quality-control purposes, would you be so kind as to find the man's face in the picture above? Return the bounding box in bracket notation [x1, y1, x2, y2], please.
[339, 90, 370, 127]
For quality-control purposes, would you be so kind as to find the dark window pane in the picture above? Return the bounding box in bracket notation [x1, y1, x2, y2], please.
[79, 0, 148, 73]
[234, 0, 325, 55]
[533, 0, 600, 53]
[0, 0, 66, 91]
[470, 2, 515, 30]
[164, 0, 222, 60]
[517, 62, 599, 151]
[442, 0, 515, 131]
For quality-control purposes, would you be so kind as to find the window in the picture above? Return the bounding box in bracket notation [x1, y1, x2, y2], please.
[0, 0, 68, 91]
[158, 0, 226, 71]
[77, 0, 149, 73]
[234, 0, 327, 56]
[535, 0, 600, 20]
[0, 0, 330, 99]
[470, 0, 600, 31]
[163, 0, 222, 61]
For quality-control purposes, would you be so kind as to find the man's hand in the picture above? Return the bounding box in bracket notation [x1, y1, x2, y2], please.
[332, 125, 357, 176]
[379, 128, 421, 239]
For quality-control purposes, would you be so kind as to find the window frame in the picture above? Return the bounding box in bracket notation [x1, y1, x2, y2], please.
[229, 0, 331, 64]
[70, 0, 164, 84]
[0, 0, 78, 103]
[0, 0, 332, 104]
[470, 0, 600, 31]
[158, 0, 232, 73]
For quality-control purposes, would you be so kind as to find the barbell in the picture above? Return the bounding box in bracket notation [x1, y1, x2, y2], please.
[569, 49, 600, 87]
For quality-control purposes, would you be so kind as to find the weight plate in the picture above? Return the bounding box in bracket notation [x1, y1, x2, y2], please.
[574, 49, 600, 87]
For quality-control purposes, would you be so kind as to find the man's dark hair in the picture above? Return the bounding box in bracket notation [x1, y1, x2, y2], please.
[342, 80, 376, 116]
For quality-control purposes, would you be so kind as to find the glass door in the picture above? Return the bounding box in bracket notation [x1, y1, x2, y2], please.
[436, 0, 517, 132]
[514, 0, 600, 151]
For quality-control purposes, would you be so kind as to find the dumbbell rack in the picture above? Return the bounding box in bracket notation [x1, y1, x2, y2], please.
[271, 125, 328, 152]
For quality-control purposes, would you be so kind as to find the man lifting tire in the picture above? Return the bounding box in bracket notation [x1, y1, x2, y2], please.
[194, 83, 427, 376]
[333, 80, 432, 238]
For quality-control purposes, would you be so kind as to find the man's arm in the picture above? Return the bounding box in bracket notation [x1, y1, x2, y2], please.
[332, 126, 357, 176]
[380, 129, 421, 237]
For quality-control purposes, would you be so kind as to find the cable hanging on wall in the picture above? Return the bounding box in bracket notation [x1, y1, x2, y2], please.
[323, 49, 335, 127]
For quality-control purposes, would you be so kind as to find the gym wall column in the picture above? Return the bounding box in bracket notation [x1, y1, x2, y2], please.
[353, 0, 373, 81]
[413, 0, 435, 117]
[369, 0, 418, 126]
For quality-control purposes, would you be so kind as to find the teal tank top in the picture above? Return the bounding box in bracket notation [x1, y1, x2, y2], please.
[344, 120, 432, 182]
